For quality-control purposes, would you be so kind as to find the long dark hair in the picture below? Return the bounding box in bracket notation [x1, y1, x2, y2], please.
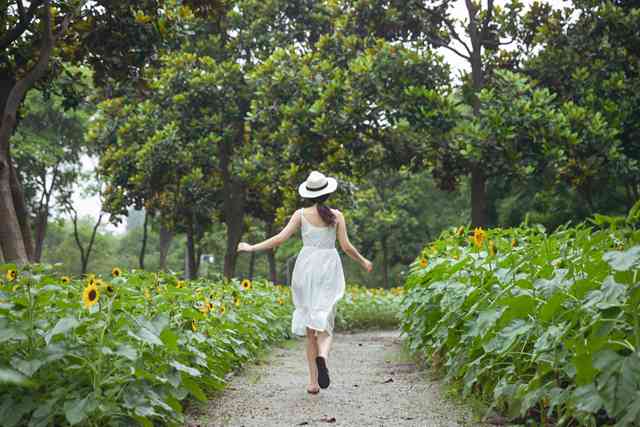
[308, 194, 336, 226]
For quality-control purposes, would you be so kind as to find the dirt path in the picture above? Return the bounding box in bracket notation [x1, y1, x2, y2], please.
[186, 330, 483, 427]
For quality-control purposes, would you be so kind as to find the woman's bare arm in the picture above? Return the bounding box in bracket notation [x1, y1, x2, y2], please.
[237, 211, 301, 252]
[335, 210, 373, 272]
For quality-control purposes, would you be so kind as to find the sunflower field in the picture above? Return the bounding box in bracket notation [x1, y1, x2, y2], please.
[335, 285, 404, 332]
[400, 204, 640, 426]
[0, 269, 292, 426]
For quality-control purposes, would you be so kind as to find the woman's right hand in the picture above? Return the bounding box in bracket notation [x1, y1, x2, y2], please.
[362, 259, 373, 273]
[237, 242, 253, 252]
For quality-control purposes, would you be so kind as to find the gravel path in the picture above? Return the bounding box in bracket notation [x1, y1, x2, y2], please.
[186, 330, 483, 427]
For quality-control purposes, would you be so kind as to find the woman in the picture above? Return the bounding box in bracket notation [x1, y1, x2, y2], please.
[237, 171, 373, 394]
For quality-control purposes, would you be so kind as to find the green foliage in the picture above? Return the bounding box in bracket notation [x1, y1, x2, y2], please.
[335, 285, 404, 332]
[400, 212, 640, 425]
[0, 266, 291, 426]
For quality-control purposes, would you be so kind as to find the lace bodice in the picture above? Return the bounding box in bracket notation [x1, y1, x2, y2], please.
[299, 208, 337, 250]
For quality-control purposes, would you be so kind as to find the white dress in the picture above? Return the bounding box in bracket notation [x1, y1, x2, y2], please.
[291, 208, 346, 337]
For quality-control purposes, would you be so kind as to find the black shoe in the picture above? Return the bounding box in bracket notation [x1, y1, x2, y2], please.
[316, 356, 330, 389]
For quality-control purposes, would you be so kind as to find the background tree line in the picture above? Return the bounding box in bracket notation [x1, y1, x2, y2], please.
[1, 0, 638, 286]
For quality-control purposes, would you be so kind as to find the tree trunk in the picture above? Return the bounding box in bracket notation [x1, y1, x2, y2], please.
[185, 217, 197, 279]
[471, 166, 487, 227]
[10, 162, 34, 261]
[248, 250, 256, 280]
[195, 243, 202, 276]
[223, 180, 246, 279]
[34, 210, 48, 262]
[381, 235, 389, 289]
[467, 1, 488, 228]
[139, 210, 149, 269]
[0, 159, 27, 264]
[0, 2, 58, 264]
[80, 214, 103, 274]
[159, 221, 173, 271]
[266, 221, 277, 283]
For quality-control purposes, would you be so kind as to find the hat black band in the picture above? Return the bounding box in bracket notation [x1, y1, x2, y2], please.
[306, 182, 328, 192]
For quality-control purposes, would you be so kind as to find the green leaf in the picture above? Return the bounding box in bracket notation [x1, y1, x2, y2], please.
[128, 324, 163, 346]
[160, 329, 179, 352]
[617, 392, 640, 426]
[115, 344, 138, 361]
[539, 293, 567, 323]
[603, 246, 640, 271]
[483, 320, 533, 354]
[170, 360, 201, 377]
[64, 396, 93, 425]
[132, 416, 154, 427]
[572, 384, 604, 413]
[182, 375, 207, 401]
[466, 308, 504, 338]
[0, 368, 33, 387]
[10, 357, 45, 378]
[45, 317, 80, 345]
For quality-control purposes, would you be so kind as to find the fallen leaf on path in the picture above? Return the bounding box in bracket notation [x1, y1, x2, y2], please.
[297, 422, 309, 425]
[320, 416, 336, 423]
[383, 378, 394, 383]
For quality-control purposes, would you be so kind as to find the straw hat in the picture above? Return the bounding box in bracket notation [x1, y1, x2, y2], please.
[298, 171, 338, 198]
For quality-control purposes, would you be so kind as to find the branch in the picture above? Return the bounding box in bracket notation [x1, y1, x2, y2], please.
[415, 2, 473, 60]
[66, 201, 86, 264]
[427, 36, 471, 60]
[481, 0, 495, 41]
[442, 16, 472, 57]
[0, 0, 45, 51]
[0, 0, 53, 153]
[464, 0, 481, 46]
[16, 0, 26, 19]
[85, 213, 104, 267]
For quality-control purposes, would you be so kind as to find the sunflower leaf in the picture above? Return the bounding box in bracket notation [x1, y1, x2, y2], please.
[170, 360, 201, 377]
[181, 375, 207, 401]
[64, 396, 94, 425]
[0, 368, 33, 387]
[45, 317, 80, 345]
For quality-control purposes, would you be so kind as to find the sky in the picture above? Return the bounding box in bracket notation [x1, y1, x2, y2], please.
[73, 0, 566, 233]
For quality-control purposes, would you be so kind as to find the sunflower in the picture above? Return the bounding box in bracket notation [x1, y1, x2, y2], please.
[82, 282, 100, 309]
[191, 319, 197, 332]
[199, 298, 211, 315]
[488, 241, 497, 257]
[61, 276, 71, 285]
[241, 279, 252, 290]
[6, 269, 17, 282]
[511, 239, 518, 248]
[234, 296, 241, 306]
[105, 284, 115, 296]
[219, 305, 226, 315]
[419, 258, 428, 268]
[87, 276, 98, 287]
[472, 227, 486, 248]
[111, 267, 122, 278]
[176, 280, 186, 289]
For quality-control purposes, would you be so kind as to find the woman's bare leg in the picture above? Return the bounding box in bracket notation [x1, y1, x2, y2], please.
[305, 328, 320, 392]
[316, 331, 333, 360]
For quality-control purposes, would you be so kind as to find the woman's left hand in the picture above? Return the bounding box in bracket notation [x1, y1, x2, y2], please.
[237, 242, 253, 252]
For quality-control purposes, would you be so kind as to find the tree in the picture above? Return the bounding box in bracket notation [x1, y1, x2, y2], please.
[0, 0, 74, 264]
[0, 0, 204, 263]
[11, 68, 92, 261]
[524, 0, 640, 211]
